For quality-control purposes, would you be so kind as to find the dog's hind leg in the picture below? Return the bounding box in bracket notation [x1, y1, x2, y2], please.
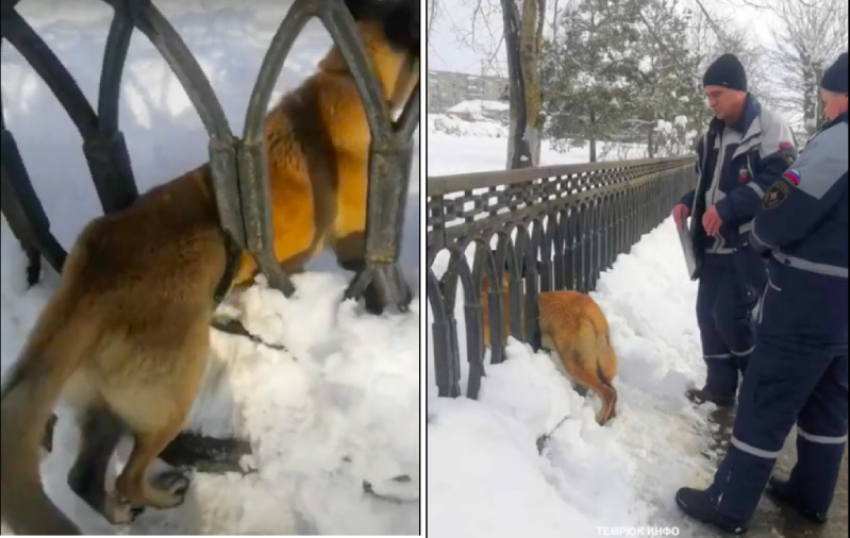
[555, 325, 618, 425]
[115, 418, 193, 510]
[567, 355, 617, 425]
[110, 339, 208, 511]
[67, 406, 133, 525]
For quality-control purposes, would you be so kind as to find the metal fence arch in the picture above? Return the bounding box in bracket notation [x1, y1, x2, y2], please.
[426, 155, 695, 401]
[1, 0, 419, 311]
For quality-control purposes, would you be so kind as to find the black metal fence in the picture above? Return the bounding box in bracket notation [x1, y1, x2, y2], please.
[426, 155, 695, 400]
[0, 0, 418, 312]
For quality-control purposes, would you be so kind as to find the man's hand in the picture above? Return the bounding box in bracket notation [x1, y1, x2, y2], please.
[672, 203, 690, 231]
[702, 205, 723, 236]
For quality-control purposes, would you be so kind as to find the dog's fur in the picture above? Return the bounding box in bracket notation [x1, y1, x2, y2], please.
[0, 0, 419, 534]
[538, 290, 618, 425]
[477, 252, 618, 426]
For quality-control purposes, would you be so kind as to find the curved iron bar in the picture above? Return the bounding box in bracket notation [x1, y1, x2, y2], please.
[1, 108, 66, 283]
[1, 0, 418, 311]
[239, 0, 419, 308]
[0, 10, 98, 140]
[116, 0, 251, 287]
[1, 3, 139, 215]
[427, 156, 696, 400]
[427, 268, 460, 398]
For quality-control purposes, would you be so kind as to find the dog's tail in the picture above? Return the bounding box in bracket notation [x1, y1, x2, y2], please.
[1, 295, 98, 535]
[586, 303, 617, 389]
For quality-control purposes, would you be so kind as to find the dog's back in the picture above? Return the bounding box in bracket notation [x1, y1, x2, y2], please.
[538, 290, 618, 425]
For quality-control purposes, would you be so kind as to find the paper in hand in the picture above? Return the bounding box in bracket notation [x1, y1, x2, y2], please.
[677, 219, 698, 279]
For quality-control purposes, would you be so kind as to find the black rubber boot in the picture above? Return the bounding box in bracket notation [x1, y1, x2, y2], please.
[685, 387, 736, 408]
[675, 487, 749, 535]
[765, 477, 828, 524]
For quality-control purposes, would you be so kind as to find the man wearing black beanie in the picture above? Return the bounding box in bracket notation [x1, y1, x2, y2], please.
[676, 52, 849, 535]
[819, 51, 848, 120]
[672, 53, 798, 413]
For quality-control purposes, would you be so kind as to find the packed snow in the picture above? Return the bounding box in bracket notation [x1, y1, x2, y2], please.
[426, 119, 766, 537]
[1, 1, 420, 535]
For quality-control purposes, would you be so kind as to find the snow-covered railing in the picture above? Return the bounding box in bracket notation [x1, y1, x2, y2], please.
[0, 0, 418, 311]
[426, 155, 695, 400]
[1, 0, 418, 471]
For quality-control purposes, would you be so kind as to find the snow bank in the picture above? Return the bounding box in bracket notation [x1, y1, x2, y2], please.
[427, 121, 648, 176]
[446, 99, 509, 116]
[428, 113, 508, 138]
[427, 217, 731, 538]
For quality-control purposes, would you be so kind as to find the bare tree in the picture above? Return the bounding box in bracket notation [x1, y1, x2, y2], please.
[446, 0, 506, 75]
[721, 0, 848, 135]
[428, 0, 440, 42]
[446, 0, 545, 169]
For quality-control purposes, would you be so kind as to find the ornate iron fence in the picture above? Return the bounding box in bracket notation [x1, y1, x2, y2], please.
[1, 0, 418, 470]
[1, 0, 418, 311]
[426, 155, 695, 400]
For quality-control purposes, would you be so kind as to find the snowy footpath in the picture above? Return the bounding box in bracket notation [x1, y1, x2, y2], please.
[426, 126, 744, 538]
[426, 217, 733, 538]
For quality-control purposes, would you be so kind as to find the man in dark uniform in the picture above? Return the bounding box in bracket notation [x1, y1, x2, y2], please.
[672, 54, 798, 408]
[676, 51, 849, 534]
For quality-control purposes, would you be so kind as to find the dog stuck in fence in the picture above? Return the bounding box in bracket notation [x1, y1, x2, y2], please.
[0, 0, 419, 534]
[477, 252, 619, 426]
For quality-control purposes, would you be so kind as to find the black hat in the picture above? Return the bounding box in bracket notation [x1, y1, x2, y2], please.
[703, 53, 747, 92]
[820, 52, 848, 94]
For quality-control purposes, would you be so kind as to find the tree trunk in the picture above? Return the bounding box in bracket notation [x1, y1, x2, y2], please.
[426, 1, 439, 113]
[589, 108, 597, 163]
[801, 53, 824, 137]
[551, 0, 559, 42]
[647, 125, 654, 158]
[524, 0, 545, 165]
[502, 0, 533, 169]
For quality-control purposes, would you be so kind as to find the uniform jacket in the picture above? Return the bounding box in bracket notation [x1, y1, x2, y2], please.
[680, 94, 798, 277]
[751, 110, 848, 281]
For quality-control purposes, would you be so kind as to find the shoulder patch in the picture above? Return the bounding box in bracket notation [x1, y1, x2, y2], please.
[783, 169, 801, 185]
[763, 176, 796, 210]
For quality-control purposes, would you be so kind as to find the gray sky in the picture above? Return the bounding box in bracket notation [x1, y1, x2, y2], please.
[428, 0, 780, 76]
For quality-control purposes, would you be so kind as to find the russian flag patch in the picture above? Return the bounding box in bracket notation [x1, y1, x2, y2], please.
[784, 169, 801, 185]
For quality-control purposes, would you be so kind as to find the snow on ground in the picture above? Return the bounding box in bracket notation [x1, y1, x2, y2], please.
[427, 114, 647, 176]
[426, 120, 733, 537]
[1, 1, 419, 535]
[447, 99, 509, 116]
[428, 113, 508, 139]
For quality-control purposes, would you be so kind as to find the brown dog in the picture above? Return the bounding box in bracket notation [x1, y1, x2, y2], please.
[476, 254, 618, 425]
[0, 0, 419, 534]
[538, 290, 619, 425]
